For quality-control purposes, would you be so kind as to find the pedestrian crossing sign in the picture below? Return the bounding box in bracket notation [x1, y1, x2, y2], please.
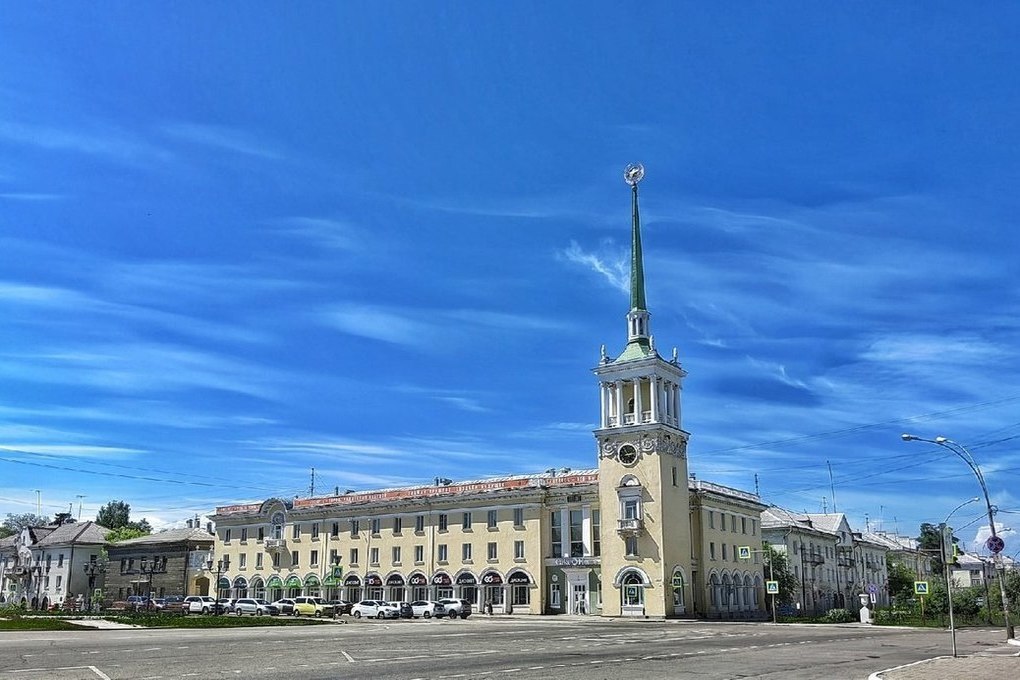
[766, 580, 779, 595]
[738, 546, 752, 560]
[914, 581, 929, 595]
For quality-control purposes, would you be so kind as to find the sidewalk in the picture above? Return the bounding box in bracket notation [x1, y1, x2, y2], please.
[871, 639, 1020, 680]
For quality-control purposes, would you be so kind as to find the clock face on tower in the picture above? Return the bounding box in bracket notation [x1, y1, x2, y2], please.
[618, 444, 638, 465]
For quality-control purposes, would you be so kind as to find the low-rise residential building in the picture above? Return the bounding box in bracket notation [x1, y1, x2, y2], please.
[0, 517, 108, 609]
[104, 527, 215, 603]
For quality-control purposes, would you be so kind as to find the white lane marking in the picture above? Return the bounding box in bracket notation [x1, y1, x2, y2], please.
[341, 649, 356, 663]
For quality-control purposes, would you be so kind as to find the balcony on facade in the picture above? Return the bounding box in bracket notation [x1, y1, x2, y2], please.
[617, 518, 643, 534]
[804, 550, 825, 566]
[264, 538, 287, 553]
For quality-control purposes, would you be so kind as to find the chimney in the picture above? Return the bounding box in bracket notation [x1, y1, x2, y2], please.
[186, 519, 193, 529]
[206, 522, 214, 535]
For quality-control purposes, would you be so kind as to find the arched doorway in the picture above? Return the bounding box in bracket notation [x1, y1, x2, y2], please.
[480, 571, 504, 613]
[671, 567, 686, 615]
[613, 567, 649, 617]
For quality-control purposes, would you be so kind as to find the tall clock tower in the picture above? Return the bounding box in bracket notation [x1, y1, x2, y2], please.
[594, 164, 692, 617]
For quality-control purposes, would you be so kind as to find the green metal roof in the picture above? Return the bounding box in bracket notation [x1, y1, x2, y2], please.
[614, 339, 654, 363]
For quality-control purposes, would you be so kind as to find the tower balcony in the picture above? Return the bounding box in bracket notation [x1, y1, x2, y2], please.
[264, 538, 287, 553]
[617, 518, 643, 534]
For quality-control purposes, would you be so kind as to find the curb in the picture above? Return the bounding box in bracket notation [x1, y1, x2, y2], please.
[868, 655, 952, 680]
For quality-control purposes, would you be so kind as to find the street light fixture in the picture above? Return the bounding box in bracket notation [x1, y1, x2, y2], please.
[207, 558, 225, 603]
[81, 560, 106, 612]
[941, 497, 980, 657]
[902, 433, 1014, 640]
[138, 558, 160, 611]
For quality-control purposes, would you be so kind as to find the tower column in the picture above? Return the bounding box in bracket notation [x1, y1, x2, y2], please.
[615, 381, 624, 427]
[672, 383, 680, 425]
[634, 378, 643, 424]
[600, 382, 608, 429]
[650, 377, 659, 423]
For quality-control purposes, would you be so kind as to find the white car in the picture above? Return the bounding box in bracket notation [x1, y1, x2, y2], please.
[409, 600, 445, 618]
[233, 598, 277, 616]
[184, 596, 217, 614]
[351, 599, 399, 619]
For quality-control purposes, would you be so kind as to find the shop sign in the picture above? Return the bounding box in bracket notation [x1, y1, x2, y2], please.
[409, 574, 428, 585]
[455, 573, 477, 585]
[550, 557, 600, 567]
[481, 572, 503, 585]
[431, 573, 452, 586]
[507, 571, 531, 584]
[385, 574, 405, 586]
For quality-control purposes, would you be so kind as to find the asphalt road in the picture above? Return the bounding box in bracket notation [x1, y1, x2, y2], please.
[0, 617, 1007, 680]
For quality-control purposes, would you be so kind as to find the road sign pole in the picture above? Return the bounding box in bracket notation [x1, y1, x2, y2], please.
[941, 526, 958, 657]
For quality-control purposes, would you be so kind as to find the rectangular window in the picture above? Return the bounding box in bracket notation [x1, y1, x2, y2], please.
[415, 515, 425, 533]
[256, 553, 263, 568]
[56, 575, 62, 589]
[370, 547, 379, 566]
[225, 529, 232, 543]
[351, 519, 360, 536]
[291, 551, 299, 567]
[624, 535, 638, 557]
[752, 519, 757, 536]
[462, 512, 472, 530]
[240, 528, 248, 542]
[331, 522, 339, 537]
[272, 552, 280, 568]
[393, 517, 402, 535]
[732, 516, 738, 533]
[239, 553, 247, 568]
[350, 548, 359, 565]
[329, 549, 338, 565]
[487, 542, 497, 560]
[514, 540, 525, 560]
[720, 514, 726, 531]
[414, 545, 424, 563]
[57, 554, 64, 567]
[392, 547, 401, 565]
[710, 542, 716, 560]
[487, 510, 498, 529]
[371, 518, 381, 536]
[513, 507, 524, 527]
[623, 499, 639, 520]
[592, 510, 601, 557]
[462, 543, 472, 561]
[310, 550, 318, 566]
[438, 514, 448, 532]
[257, 526, 265, 541]
[569, 509, 584, 557]
[292, 524, 301, 539]
[672, 466, 678, 487]
[550, 511, 562, 557]
[709, 510, 715, 529]
[438, 544, 448, 562]
[722, 543, 728, 561]
[741, 517, 747, 534]
[311, 524, 319, 539]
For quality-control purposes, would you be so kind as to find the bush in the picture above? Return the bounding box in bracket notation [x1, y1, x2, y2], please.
[820, 608, 856, 623]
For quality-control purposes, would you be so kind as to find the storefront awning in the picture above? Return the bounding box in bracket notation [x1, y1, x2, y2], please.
[455, 573, 476, 586]
[431, 572, 452, 586]
[408, 573, 428, 586]
[304, 575, 320, 587]
[217, 577, 231, 589]
[507, 571, 531, 584]
[266, 575, 283, 589]
[323, 575, 339, 587]
[480, 572, 503, 585]
[385, 574, 405, 586]
[284, 575, 302, 588]
[365, 574, 382, 587]
[233, 576, 248, 588]
[343, 574, 362, 586]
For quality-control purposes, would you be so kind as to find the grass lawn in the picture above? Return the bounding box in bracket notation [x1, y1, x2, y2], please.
[0, 618, 86, 631]
[104, 613, 334, 628]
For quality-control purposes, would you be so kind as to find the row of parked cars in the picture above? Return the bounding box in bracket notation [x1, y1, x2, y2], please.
[178, 595, 472, 619]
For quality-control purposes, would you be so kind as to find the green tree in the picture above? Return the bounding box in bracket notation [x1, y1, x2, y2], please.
[105, 526, 150, 542]
[887, 558, 916, 603]
[916, 523, 949, 575]
[95, 500, 151, 534]
[763, 543, 799, 606]
[0, 512, 49, 538]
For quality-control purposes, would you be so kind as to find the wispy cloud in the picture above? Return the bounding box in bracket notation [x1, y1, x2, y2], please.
[161, 122, 283, 159]
[0, 192, 65, 201]
[0, 120, 173, 166]
[561, 240, 628, 294]
[317, 304, 437, 346]
[270, 216, 360, 250]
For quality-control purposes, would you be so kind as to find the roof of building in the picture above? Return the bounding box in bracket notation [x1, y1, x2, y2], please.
[803, 513, 850, 534]
[866, 531, 920, 552]
[110, 527, 214, 547]
[34, 521, 109, 547]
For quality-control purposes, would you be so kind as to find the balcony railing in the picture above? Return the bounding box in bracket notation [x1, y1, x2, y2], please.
[805, 550, 825, 566]
[264, 538, 287, 552]
[617, 518, 643, 534]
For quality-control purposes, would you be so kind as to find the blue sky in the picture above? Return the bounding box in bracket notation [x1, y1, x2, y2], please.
[1, 3, 1018, 553]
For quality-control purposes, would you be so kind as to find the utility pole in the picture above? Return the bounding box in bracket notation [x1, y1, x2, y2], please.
[76, 495, 85, 520]
[309, 468, 316, 497]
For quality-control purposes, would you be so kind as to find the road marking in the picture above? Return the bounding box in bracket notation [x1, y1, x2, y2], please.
[341, 650, 356, 663]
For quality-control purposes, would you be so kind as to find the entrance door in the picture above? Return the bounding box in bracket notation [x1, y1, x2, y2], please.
[571, 583, 588, 615]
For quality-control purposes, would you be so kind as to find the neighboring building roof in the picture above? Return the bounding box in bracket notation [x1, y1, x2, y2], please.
[803, 513, 849, 534]
[34, 521, 109, 547]
[110, 528, 214, 547]
[0, 535, 16, 550]
[865, 531, 919, 552]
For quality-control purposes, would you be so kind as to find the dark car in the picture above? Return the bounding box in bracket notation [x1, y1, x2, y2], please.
[163, 595, 186, 612]
[326, 600, 353, 617]
[389, 601, 414, 619]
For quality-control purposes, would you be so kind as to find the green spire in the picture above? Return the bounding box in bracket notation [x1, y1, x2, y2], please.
[630, 181, 646, 312]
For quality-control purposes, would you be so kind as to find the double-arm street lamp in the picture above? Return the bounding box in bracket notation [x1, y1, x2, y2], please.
[902, 433, 1014, 640]
[138, 557, 160, 610]
[207, 558, 225, 601]
[82, 560, 106, 611]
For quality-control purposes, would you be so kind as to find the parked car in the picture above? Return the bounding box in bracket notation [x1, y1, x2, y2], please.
[163, 595, 186, 612]
[151, 598, 167, 610]
[351, 600, 399, 619]
[326, 600, 353, 617]
[293, 596, 333, 617]
[215, 598, 236, 614]
[184, 596, 217, 614]
[271, 598, 296, 615]
[389, 601, 413, 618]
[233, 598, 279, 616]
[438, 598, 472, 619]
[409, 600, 445, 619]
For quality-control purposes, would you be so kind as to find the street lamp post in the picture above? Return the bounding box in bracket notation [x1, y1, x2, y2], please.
[207, 558, 225, 604]
[82, 560, 106, 612]
[902, 434, 1015, 640]
[138, 558, 159, 610]
[941, 497, 980, 657]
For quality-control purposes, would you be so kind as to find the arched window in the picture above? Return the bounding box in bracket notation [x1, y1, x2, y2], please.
[722, 574, 732, 606]
[709, 573, 720, 607]
[671, 568, 685, 609]
[754, 575, 762, 606]
[621, 571, 644, 607]
[743, 575, 753, 608]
